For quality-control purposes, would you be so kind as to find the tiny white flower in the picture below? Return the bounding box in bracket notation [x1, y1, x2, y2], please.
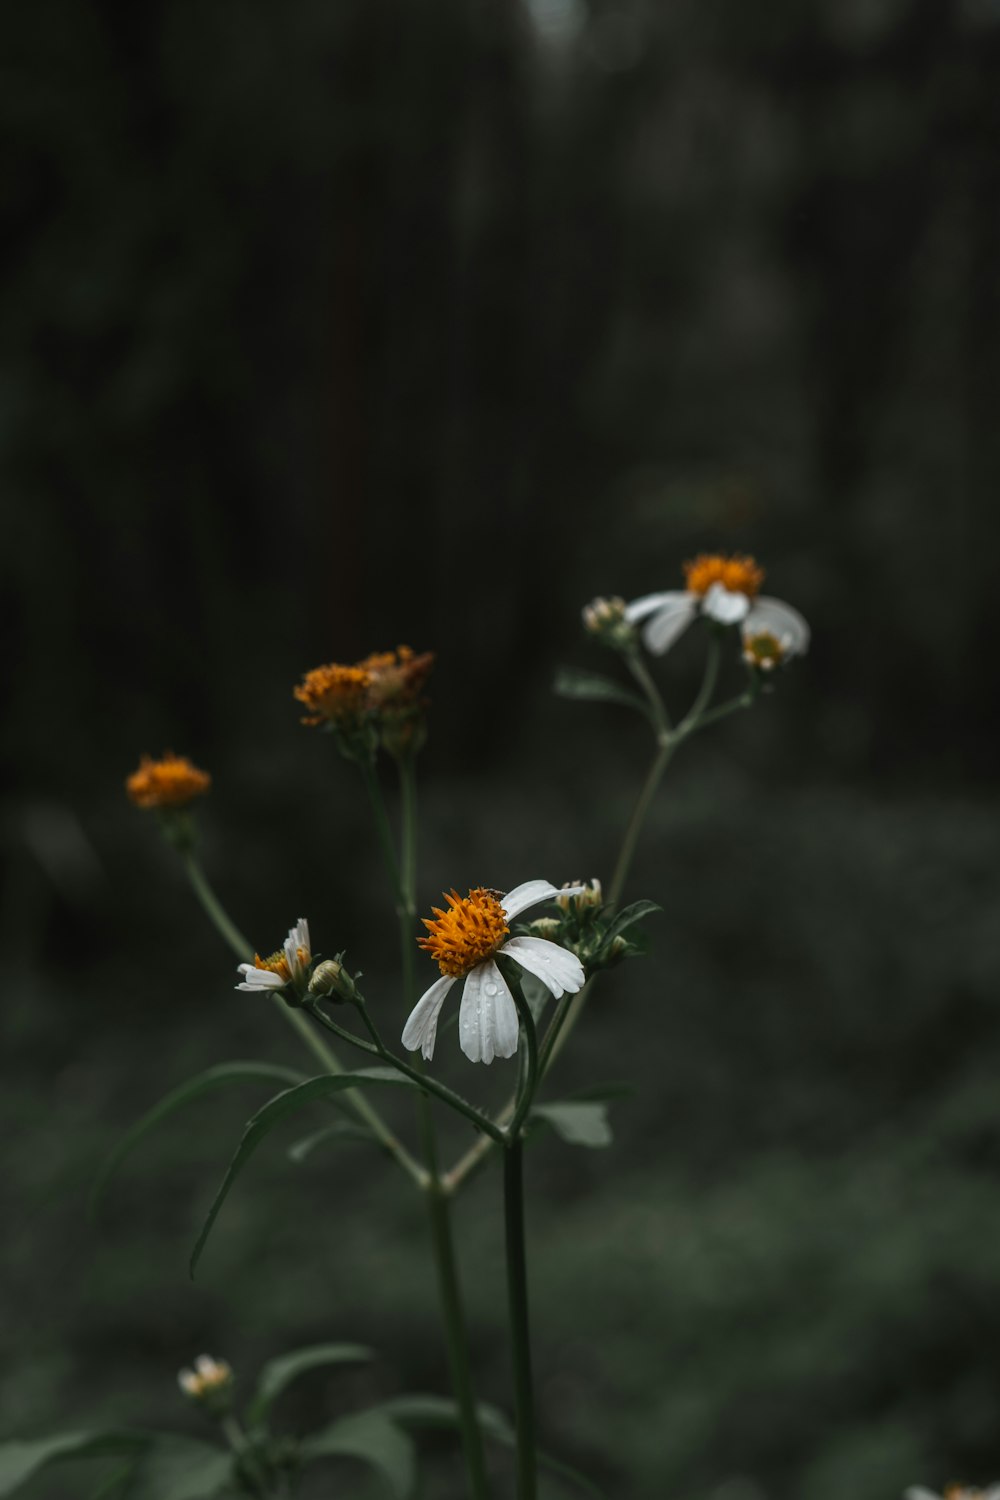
[740, 596, 810, 670]
[402, 879, 587, 1065]
[178, 1354, 233, 1400]
[624, 553, 807, 660]
[236, 917, 311, 993]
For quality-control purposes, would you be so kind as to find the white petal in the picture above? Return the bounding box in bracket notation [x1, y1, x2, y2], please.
[624, 589, 691, 624]
[642, 599, 697, 654]
[502, 935, 585, 1000]
[743, 595, 810, 656]
[459, 961, 519, 1065]
[235, 967, 286, 990]
[401, 974, 455, 1060]
[904, 1490, 942, 1500]
[502, 879, 576, 921]
[293, 917, 310, 956]
[702, 583, 750, 624]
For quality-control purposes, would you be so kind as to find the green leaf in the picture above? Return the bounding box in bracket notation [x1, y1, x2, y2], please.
[553, 668, 652, 719]
[600, 900, 661, 948]
[287, 1120, 377, 1162]
[0, 1432, 148, 1497]
[300, 1412, 414, 1498]
[530, 1101, 613, 1149]
[371, 1397, 605, 1497]
[89, 1062, 307, 1217]
[126, 1437, 232, 1500]
[189, 1069, 419, 1278]
[247, 1344, 374, 1426]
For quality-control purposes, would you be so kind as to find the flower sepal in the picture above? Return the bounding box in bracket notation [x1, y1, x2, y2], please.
[154, 806, 200, 853]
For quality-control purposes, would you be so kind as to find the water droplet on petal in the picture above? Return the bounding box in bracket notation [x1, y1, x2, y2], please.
[485, 981, 498, 996]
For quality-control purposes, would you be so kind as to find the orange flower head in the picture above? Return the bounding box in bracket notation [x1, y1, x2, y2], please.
[418, 887, 510, 978]
[253, 948, 294, 982]
[126, 752, 211, 810]
[684, 553, 764, 599]
[294, 663, 372, 727]
[359, 645, 435, 710]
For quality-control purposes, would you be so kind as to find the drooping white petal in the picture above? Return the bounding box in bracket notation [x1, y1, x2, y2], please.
[503, 879, 584, 921]
[624, 589, 691, 624]
[401, 973, 456, 1060]
[501, 935, 586, 1000]
[642, 598, 698, 654]
[236, 965, 287, 991]
[743, 595, 810, 656]
[459, 960, 519, 1065]
[701, 582, 750, 624]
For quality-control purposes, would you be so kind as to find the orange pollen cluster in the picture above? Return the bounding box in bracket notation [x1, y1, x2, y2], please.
[126, 753, 211, 810]
[294, 664, 372, 726]
[418, 888, 510, 978]
[255, 948, 293, 981]
[684, 553, 765, 599]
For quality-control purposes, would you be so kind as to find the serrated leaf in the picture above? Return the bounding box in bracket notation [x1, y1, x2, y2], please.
[287, 1120, 377, 1163]
[248, 1344, 374, 1426]
[553, 669, 652, 719]
[126, 1437, 232, 1500]
[89, 1062, 307, 1218]
[600, 900, 661, 948]
[189, 1069, 419, 1278]
[300, 1412, 414, 1498]
[0, 1432, 148, 1497]
[530, 1101, 613, 1149]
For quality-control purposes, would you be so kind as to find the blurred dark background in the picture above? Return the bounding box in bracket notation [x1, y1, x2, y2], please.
[3, 0, 1000, 1495]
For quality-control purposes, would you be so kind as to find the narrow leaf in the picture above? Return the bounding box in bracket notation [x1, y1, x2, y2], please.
[531, 1101, 613, 1149]
[189, 1069, 419, 1278]
[553, 668, 651, 719]
[0, 1432, 147, 1497]
[287, 1121, 377, 1163]
[248, 1344, 374, 1426]
[601, 900, 661, 948]
[89, 1062, 307, 1217]
[300, 1412, 414, 1499]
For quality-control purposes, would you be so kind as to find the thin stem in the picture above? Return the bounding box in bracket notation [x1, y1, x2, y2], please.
[359, 758, 407, 911]
[504, 1139, 537, 1500]
[307, 1003, 507, 1145]
[180, 849, 422, 1183]
[507, 984, 539, 1141]
[608, 738, 675, 908]
[220, 1415, 269, 1500]
[625, 647, 670, 733]
[676, 632, 722, 733]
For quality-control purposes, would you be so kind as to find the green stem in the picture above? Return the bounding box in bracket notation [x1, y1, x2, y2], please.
[306, 1002, 507, 1144]
[607, 738, 675, 908]
[625, 647, 670, 733]
[504, 1139, 536, 1500]
[676, 632, 722, 733]
[394, 757, 490, 1496]
[180, 850, 422, 1184]
[506, 980, 539, 1141]
[220, 1415, 269, 1500]
[359, 758, 407, 911]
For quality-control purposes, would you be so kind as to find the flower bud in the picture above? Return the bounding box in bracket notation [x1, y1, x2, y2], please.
[556, 878, 602, 912]
[527, 917, 561, 940]
[178, 1355, 233, 1412]
[308, 958, 358, 1003]
[582, 597, 636, 650]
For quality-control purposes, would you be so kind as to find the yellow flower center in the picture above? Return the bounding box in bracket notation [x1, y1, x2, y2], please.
[418, 888, 510, 977]
[742, 630, 785, 669]
[684, 553, 764, 599]
[126, 753, 211, 809]
[255, 948, 293, 982]
[945, 1488, 986, 1500]
[294, 664, 372, 726]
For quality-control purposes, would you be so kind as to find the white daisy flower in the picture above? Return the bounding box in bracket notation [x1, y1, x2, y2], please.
[624, 552, 807, 659]
[236, 917, 311, 993]
[402, 880, 587, 1065]
[741, 595, 810, 671]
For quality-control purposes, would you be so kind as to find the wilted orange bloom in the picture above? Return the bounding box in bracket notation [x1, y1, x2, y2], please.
[359, 645, 435, 710]
[126, 752, 211, 810]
